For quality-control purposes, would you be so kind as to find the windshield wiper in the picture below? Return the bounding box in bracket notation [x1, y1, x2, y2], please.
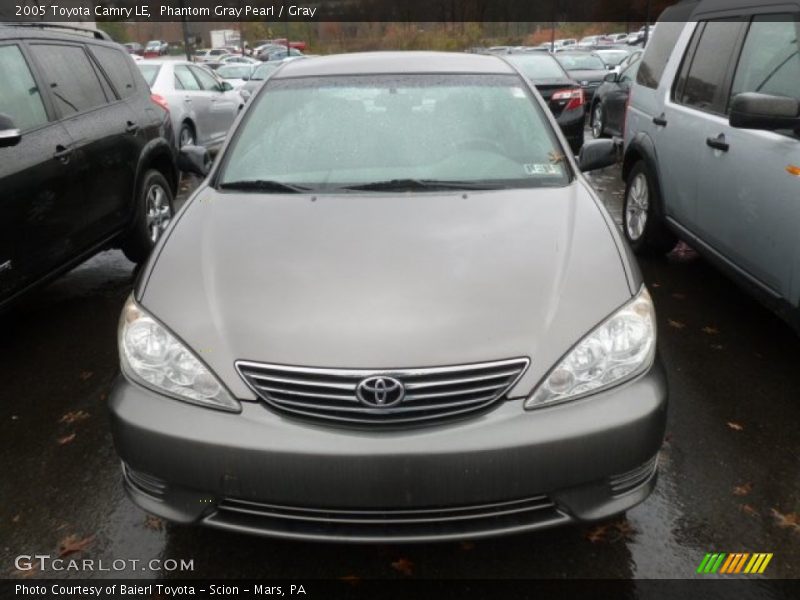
[340, 179, 506, 192]
[218, 180, 313, 193]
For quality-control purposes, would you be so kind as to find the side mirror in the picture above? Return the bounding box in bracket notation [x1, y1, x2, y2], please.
[177, 144, 211, 177]
[0, 113, 21, 148]
[578, 139, 618, 171]
[730, 92, 800, 132]
[220, 81, 234, 92]
[603, 72, 618, 83]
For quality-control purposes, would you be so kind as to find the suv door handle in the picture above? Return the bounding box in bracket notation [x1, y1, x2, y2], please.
[706, 134, 729, 152]
[184, 96, 192, 103]
[652, 115, 667, 127]
[53, 145, 73, 162]
[125, 121, 139, 133]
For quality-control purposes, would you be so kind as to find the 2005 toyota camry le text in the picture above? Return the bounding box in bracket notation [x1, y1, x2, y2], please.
[109, 52, 667, 542]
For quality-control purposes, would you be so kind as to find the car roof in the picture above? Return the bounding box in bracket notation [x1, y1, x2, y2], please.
[0, 23, 114, 45]
[691, 0, 800, 18]
[273, 51, 515, 78]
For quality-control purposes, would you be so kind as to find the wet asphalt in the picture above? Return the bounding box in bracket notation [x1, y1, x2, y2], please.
[1, 158, 798, 582]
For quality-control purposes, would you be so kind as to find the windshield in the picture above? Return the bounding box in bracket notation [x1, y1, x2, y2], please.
[137, 64, 160, 86]
[557, 54, 606, 70]
[251, 62, 281, 80]
[219, 74, 569, 191]
[506, 54, 567, 80]
[218, 65, 251, 79]
[146, 41, 160, 49]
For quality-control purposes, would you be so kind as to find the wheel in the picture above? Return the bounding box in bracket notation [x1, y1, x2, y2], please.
[121, 170, 175, 264]
[623, 161, 677, 255]
[178, 122, 195, 148]
[591, 103, 606, 138]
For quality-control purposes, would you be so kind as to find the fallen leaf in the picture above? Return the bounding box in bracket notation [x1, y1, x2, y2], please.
[733, 483, 753, 497]
[711, 344, 725, 351]
[770, 508, 800, 532]
[585, 523, 610, 543]
[10, 564, 39, 578]
[339, 575, 361, 586]
[144, 515, 165, 531]
[613, 519, 636, 540]
[57, 433, 76, 445]
[651, 282, 661, 288]
[79, 371, 94, 381]
[740, 504, 758, 517]
[667, 319, 686, 329]
[58, 534, 94, 558]
[727, 422, 744, 431]
[671, 293, 686, 300]
[391, 558, 414, 576]
[59, 410, 90, 425]
[460, 541, 475, 551]
[12, 514, 20, 523]
[701, 326, 720, 335]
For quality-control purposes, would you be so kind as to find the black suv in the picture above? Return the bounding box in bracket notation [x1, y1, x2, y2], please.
[0, 24, 179, 309]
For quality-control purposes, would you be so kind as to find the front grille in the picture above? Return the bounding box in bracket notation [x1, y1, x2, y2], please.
[609, 455, 658, 496]
[236, 358, 529, 425]
[206, 494, 566, 541]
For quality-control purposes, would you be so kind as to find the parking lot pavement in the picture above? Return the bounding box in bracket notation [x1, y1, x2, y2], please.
[1, 165, 798, 581]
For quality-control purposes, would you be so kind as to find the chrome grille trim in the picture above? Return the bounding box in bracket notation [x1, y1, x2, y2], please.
[236, 357, 530, 424]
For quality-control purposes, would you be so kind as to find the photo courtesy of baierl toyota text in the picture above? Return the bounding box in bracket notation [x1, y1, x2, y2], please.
[0, 1, 798, 599]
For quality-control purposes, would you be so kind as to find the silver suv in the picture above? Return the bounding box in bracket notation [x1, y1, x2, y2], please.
[622, 0, 800, 330]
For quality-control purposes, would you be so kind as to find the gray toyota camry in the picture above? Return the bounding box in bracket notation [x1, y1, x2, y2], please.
[110, 52, 667, 542]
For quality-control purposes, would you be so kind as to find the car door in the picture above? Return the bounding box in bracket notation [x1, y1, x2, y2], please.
[604, 62, 639, 135]
[174, 64, 214, 146]
[0, 42, 77, 302]
[695, 14, 800, 299]
[659, 19, 746, 228]
[189, 64, 239, 145]
[27, 42, 139, 247]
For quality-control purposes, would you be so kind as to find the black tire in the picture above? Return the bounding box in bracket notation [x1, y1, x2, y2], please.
[178, 122, 195, 148]
[590, 102, 606, 138]
[623, 161, 677, 255]
[121, 170, 175, 264]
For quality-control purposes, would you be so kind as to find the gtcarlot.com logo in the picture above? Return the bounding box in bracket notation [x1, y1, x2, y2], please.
[697, 552, 773, 575]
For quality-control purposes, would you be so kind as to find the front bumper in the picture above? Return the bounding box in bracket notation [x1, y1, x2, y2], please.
[109, 360, 667, 542]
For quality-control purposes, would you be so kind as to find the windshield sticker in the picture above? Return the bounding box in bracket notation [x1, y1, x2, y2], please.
[524, 163, 562, 176]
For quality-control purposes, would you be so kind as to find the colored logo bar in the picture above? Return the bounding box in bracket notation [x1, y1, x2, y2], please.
[696, 553, 773, 574]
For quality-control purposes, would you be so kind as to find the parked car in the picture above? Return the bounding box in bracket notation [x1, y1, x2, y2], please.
[578, 35, 605, 48]
[144, 40, 168, 58]
[505, 52, 586, 153]
[137, 60, 244, 150]
[554, 51, 609, 103]
[612, 48, 643, 75]
[257, 46, 304, 61]
[109, 51, 665, 542]
[622, 0, 800, 331]
[219, 55, 259, 65]
[594, 48, 631, 69]
[195, 48, 230, 63]
[555, 38, 578, 49]
[123, 42, 143, 56]
[0, 24, 179, 309]
[215, 64, 255, 89]
[238, 60, 287, 101]
[590, 60, 640, 138]
[608, 33, 630, 44]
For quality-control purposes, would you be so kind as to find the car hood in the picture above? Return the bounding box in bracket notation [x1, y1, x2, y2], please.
[140, 182, 633, 400]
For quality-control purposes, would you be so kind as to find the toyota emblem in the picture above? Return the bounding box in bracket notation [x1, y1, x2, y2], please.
[356, 376, 405, 407]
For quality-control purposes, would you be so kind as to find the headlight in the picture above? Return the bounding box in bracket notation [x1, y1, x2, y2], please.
[525, 286, 656, 409]
[118, 296, 240, 412]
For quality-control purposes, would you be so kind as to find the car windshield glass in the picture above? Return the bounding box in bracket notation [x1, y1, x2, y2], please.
[506, 54, 566, 79]
[557, 54, 606, 70]
[251, 63, 280, 80]
[218, 65, 251, 79]
[218, 74, 570, 191]
[137, 64, 160, 86]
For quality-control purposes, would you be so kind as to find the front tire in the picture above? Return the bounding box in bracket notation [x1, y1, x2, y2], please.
[121, 170, 175, 264]
[591, 103, 606, 138]
[178, 122, 195, 148]
[623, 161, 677, 255]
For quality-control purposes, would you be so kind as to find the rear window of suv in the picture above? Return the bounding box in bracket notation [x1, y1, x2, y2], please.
[92, 45, 137, 98]
[636, 20, 687, 89]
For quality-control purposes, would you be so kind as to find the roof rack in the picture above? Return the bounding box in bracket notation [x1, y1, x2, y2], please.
[1, 22, 112, 41]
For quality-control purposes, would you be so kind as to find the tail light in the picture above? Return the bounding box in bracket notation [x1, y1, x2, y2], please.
[150, 93, 169, 112]
[552, 87, 585, 112]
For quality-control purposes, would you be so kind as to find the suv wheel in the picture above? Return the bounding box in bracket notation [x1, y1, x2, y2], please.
[591, 103, 605, 138]
[178, 122, 195, 147]
[623, 162, 676, 255]
[121, 170, 175, 264]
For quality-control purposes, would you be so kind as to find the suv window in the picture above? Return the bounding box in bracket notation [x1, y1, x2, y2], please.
[174, 65, 201, 90]
[189, 65, 221, 91]
[730, 16, 800, 103]
[92, 45, 137, 98]
[30, 44, 109, 116]
[636, 20, 686, 89]
[675, 20, 744, 114]
[0, 45, 48, 131]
